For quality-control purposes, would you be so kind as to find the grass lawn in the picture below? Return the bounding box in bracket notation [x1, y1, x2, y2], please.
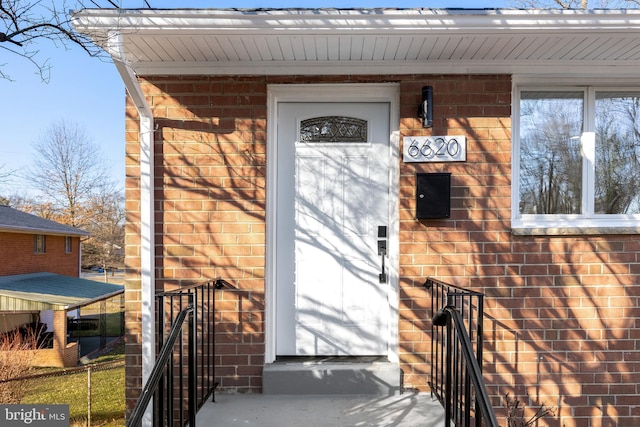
[22, 344, 125, 426]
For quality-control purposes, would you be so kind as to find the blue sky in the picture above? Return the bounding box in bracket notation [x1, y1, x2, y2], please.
[0, 0, 508, 197]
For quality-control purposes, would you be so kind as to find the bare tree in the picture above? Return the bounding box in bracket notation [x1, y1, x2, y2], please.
[1, 0, 157, 82]
[28, 119, 113, 227]
[11, 198, 59, 220]
[0, 165, 19, 206]
[81, 191, 125, 278]
[0, 0, 108, 81]
[0, 164, 13, 188]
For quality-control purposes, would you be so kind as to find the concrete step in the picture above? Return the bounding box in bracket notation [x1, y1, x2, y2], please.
[262, 356, 402, 395]
[197, 392, 446, 427]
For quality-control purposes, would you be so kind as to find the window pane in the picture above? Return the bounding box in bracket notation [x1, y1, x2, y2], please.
[519, 91, 583, 214]
[300, 116, 367, 143]
[595, 93, 640, 214]
[34, 234, 45, 253]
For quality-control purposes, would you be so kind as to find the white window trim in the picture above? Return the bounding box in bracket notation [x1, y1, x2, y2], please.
[512, 78, 640, 236]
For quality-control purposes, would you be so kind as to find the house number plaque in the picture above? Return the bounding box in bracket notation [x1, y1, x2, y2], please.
[403, 135, 466, 163]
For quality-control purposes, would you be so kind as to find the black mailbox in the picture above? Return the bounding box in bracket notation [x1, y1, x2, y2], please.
[416, 172, 451, 219]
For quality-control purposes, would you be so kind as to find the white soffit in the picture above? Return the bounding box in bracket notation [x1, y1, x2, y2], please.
[73, 8, 640, 76]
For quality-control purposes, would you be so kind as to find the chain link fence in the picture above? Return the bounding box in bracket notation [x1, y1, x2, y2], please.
[2, 360, 125, 426]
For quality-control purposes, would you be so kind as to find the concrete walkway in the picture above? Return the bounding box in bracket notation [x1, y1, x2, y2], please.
[196, 391, 445, 427]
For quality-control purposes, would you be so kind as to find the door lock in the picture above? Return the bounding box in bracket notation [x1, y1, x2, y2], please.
[378, 239, 387, 256]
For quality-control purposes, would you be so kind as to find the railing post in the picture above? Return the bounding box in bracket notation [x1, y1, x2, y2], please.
[188, 293, 196, 427]
[432, 307, 453, 427]
[128, 278, 236, 427]
[155, 297, 164, 426]
[475, 294, 484, 427]
[427, 278, 498, 427]
[126, 307, 192, 427]
[444, 311, 453, 427]
[449, 308, 499, 427]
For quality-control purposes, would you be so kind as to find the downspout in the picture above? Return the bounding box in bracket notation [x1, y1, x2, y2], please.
[79, 237, 85, 278]
[106, 31, 155, 426]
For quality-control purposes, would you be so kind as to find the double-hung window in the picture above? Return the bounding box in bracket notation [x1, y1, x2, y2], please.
[34, 234, 46, 254]
[513, 84, 640, 234]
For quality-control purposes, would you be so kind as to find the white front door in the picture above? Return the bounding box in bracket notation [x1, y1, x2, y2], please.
[275, 101, 392, 356]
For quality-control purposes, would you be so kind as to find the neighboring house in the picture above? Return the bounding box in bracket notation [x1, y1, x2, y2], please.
[0, 205, 123, 367]
[0, 205, 88, 277]
[74, 8, 640, 426]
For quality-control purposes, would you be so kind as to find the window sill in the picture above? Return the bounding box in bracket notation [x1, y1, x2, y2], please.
[512, 226, 640, 236]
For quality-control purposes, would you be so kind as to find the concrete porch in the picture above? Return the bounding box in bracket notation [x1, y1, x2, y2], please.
[195, 356, 445, 426]
[196, 391, 445, 426]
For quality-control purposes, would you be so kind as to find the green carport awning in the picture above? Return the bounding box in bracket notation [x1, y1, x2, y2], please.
[0, 272, 124, 311]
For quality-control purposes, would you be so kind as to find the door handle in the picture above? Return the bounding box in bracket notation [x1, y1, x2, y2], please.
[378, 226, 387, 283]
[378, 240, 387, 283]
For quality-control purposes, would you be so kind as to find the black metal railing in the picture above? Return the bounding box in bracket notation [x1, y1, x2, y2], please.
[425, 277, 498, 427]
[126, 278, 235, 427]
[127, 301, 194, 427]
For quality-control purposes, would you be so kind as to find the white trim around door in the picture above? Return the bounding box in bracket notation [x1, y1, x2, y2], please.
[265, 83, 400, 363]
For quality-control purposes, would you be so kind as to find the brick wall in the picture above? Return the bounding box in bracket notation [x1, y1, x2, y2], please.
[33, 310, 79, 368]
[30, 342, 79, 368]
[398, 76, 640, 426]
[397, 76, 513, 392]
[0, 232, 80, 277]
[124, 74, 640, 426]
[1, 311, 77, 368]
[123, 76, 269, 411]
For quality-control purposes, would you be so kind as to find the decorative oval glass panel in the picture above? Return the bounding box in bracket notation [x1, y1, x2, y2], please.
[299, 116, 368, 143]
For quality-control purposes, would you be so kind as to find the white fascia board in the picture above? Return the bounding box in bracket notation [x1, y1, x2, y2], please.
[129, 59, 640, 78]
[0, 226, 90, 237]
[73, 8, 640, 35]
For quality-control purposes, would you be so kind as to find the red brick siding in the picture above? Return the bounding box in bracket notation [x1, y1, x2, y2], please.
[29, 310, 77, 368]
[0, 232, 80, 277]
[123, 75, 640, 427]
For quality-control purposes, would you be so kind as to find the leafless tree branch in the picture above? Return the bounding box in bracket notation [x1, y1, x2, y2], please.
[0, 0, 116, 82]
[27, 119, 113, 227]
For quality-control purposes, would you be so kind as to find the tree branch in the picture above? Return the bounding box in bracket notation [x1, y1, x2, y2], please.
[4, 21, 95, 55]
[0, 31, 22, 45]
[0, 0, 111, 81]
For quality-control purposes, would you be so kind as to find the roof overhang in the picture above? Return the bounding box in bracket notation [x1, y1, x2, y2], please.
[73, 8, 640, 78]
[0, 273, 124, 311]
[0, 205, 90, 237]
[0, 226, 89, 237]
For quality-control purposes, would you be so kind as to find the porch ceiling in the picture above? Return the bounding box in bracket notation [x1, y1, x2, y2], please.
[73, 8, 640, 77]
